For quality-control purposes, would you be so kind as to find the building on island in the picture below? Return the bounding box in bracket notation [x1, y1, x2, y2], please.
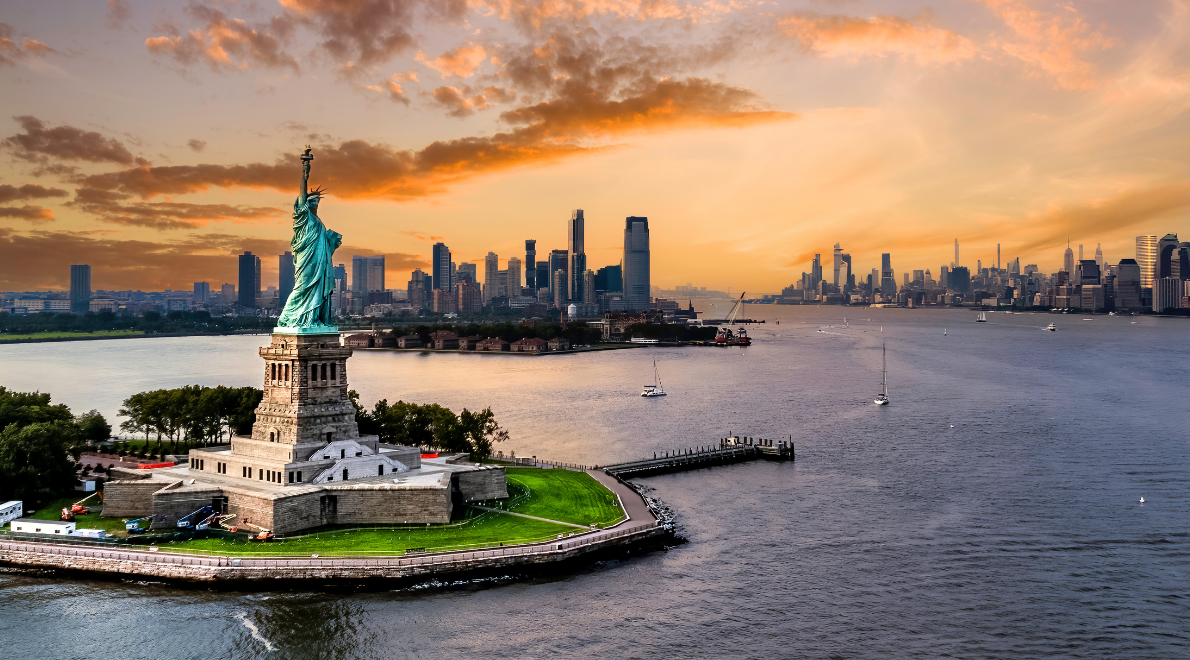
[103, 332, 506, 534]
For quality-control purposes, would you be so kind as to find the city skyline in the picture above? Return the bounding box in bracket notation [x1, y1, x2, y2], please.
[2, 2, 1188, 293]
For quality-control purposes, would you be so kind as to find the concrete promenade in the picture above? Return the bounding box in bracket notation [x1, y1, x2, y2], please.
[0, 468, 663, 583]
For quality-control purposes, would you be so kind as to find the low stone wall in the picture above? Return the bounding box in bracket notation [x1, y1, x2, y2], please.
[455, 468, 508, 502]
[101, 479, 164, 517]
[152, 483, 224, 528]
[0, 522, 662, 583]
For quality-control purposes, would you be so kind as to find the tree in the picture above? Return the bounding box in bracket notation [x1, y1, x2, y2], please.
[75, 409, 111, 444]
[0, 421, 81, 505]
[0, 387, 73, 430]
[459, 407, 508, 461]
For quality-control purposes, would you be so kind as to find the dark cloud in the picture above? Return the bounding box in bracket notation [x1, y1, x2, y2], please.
[3, 116, 138, 165]
[425, 84, 516, 117]
[187, 139, 207, 152]
[0, 205, 54, 221]
[107, 0, 132, 28]
[282, 0, 466, 73]
[0, 183, 68, 204]
[146, 3, 299, 73]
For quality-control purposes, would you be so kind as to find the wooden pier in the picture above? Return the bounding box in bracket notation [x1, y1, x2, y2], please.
[601, 436, 793, 479]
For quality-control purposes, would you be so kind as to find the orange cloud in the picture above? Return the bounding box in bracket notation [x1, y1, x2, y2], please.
[67, 187, 282, 230]
[478, 0, 738, 29]
[777, 13, 977, 64]
[417, 42, 488, 78]
[977, 0, 1113, 90]
[0, 205, 54, 222]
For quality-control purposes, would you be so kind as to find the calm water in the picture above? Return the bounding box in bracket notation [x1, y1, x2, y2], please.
[1, 307, 1187, 659]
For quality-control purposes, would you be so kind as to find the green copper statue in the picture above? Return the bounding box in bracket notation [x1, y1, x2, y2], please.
[276, 146, 342, 333]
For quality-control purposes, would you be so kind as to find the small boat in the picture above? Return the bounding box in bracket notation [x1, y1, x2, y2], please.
[641, 359, 667, 397]
[874, 343, 889, 405]
[976, 312, 987, 323]
[1046, 322, 1056, 331]
[943, 328, 947, 336]
[1139, 497, 1145, 503]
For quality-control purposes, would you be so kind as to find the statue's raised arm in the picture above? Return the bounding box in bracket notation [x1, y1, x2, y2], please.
[299, 145, 313, 206]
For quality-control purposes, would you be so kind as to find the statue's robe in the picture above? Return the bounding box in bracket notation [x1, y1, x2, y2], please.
[277, 195, 341, 329]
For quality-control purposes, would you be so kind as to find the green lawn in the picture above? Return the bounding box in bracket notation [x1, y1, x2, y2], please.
[505, 468, 625, 527]
[0, 330, 145, 342]
[161, 512, 574, 556]
[18, 467, 625, 556]
[23, 493, 130, 535]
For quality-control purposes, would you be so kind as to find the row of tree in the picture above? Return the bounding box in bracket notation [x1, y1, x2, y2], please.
[0, 309, 274, 337]
[117, 385, 263, 453]
[0, 387, 111, 506]
[350, 392, 508, 461]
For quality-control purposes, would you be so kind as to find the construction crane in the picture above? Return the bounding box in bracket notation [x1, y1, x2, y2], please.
[725, 292, 746, 325]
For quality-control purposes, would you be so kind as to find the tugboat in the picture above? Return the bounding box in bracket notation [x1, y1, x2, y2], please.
[713, 326, 751, 346]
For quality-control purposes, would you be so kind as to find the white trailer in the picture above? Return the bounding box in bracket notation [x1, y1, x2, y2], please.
[10, 518, 75, 535]
[0, 501, 22, 525]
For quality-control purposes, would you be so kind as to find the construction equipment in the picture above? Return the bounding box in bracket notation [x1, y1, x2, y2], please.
[176, 505, 214, 530]
[230, 519, 274, 542]
[124, 517, 152, 533]
[195, 511, 222, 531]
[70, 493, 100, 515]
[714, 293, 752, 346]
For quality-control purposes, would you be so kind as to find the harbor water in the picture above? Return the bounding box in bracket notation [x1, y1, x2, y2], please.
[0, 306, 1187, 659]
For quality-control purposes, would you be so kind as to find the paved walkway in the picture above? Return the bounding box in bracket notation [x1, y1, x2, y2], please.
[586, 469, 654, 525]
[469, 506, 590, 529]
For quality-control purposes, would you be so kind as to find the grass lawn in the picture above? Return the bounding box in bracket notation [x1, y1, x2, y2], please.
[23, 493, 130, 535]
[505, 468, 625, 527]
[0, 330, 145, 342]
[161, 512, 575, 556]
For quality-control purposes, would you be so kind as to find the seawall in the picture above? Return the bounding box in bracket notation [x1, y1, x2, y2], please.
[0, 522, 663, 584]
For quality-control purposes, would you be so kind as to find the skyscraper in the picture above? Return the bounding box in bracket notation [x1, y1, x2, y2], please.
[525, 240, 537, 289]
[507, 257, 522, 296]
[549, 249, 567, 302]
[880, 253, 895, 297]
[368, 255, 385, 294]
[568, 210, 586, 302]
[1135, 235, 1158, 289]
[69, 264, 91, 314]
[583, 270, 595, 304]
[278, 251, 295, 310]
[432, 242, 452, 290]
[535, 261, 549, 291]
[832, 243, 843, 288]
[193, 282, 210, 304]
[455, 262, 477, 285]
[1158, 233, 1179, 279]
[484, 252, 499, 303]
[623, 216, 650, 310]
[1078, 244, 1084, 262]
[841, 253, 852, 292]
[1064, 240, 1075, 274]
[594, 264, 623, 292]
[810, 254, 821, 291]
[997, 243, 1001, 270]
[220, 283, 235, 305]
[1115, 259, 1142, 310]
[1094, 243, 1104, 271]
[238, 252, 260, 309]
[954, 239, 960, 269]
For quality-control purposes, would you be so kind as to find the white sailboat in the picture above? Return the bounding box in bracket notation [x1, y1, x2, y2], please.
[641, 359, 667, 397]
[874, 343, 889, 405]
[976, 312, 987, 323]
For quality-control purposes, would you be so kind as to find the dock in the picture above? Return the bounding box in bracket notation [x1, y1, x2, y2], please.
[600, 436, 793, 479]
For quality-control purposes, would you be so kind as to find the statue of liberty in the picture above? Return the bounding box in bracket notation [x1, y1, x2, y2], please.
[276, 146, 341, 332]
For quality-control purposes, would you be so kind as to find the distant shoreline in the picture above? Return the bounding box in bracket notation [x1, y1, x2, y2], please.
[0, 330, 270, 344]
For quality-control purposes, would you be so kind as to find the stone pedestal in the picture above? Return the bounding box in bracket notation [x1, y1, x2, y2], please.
[253, 332, 360, 462]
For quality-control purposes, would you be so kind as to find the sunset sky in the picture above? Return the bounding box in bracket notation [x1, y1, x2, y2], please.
[1, 0, 1188, 293]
